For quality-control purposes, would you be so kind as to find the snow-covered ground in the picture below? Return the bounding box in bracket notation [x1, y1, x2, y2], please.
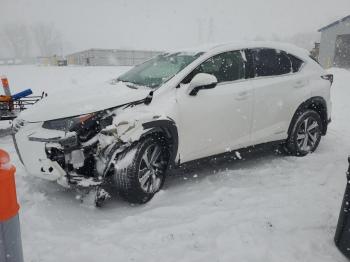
[0, 65, 349, 262]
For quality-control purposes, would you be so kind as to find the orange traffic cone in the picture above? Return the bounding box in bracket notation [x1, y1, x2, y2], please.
[0, 149, 23, 262]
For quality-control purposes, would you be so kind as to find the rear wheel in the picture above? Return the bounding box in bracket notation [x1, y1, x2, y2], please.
[113, 136, 169, 204]
[286, 110, 323, 156]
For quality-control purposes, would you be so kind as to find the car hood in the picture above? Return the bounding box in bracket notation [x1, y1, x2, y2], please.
[19, 81, 151, 122]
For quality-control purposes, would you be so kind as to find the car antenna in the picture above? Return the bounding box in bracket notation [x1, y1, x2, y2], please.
[144, 91, 153, 105]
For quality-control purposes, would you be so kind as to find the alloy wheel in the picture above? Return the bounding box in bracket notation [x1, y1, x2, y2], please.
[296, 116, 321, 152]
[138, 143, 167, 193]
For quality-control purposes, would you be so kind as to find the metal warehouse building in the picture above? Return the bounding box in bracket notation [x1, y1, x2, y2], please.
[66, 49, 162, 66]
[318, 15, 350, 68]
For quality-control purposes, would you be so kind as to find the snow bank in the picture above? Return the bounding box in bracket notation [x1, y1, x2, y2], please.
[0, 66, 349, 262]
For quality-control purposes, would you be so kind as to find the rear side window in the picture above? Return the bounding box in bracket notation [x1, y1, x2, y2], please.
[252, 48, 292, 77]
[288, 54, 304, 72]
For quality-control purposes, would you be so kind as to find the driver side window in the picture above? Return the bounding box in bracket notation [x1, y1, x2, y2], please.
[182, 51, 246, 84]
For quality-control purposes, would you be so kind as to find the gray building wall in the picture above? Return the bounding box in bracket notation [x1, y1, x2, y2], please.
[66, 49, 162, 66]
[319, 16, 350, 68]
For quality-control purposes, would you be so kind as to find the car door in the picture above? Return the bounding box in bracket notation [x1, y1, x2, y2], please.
[176, 50, 254, 163]
[248, 48, 311, 145]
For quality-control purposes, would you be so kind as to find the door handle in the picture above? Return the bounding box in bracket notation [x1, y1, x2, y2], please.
[294, 81, 305, 88]
[235, 91, 249, 101]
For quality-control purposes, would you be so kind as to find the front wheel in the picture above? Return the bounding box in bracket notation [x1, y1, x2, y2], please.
[113, 136, 170, 204]
[286, 110, 323, 156]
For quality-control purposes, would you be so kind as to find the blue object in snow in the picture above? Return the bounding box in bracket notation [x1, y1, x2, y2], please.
[11, 89, 33, 101]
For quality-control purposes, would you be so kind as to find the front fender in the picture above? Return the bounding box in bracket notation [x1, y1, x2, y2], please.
[103, 108, 179, 166]
[141, 119, 179, 166]
[110, 109, 164, 142]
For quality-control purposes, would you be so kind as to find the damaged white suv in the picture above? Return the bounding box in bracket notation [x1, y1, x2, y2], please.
[13, 42, 332, 205]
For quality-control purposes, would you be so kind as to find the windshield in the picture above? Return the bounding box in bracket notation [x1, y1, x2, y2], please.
[117, 52, 203, 88]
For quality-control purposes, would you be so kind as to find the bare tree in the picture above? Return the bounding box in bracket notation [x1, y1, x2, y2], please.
[1, 24, 32, 58]
[207, 17, 214, 42]
[32, 23, 62, 57]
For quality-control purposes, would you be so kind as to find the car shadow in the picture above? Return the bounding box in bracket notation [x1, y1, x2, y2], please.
[164, 143, 285, 189]
[22, 142, 287, 214]
[102, 142, 286, 209]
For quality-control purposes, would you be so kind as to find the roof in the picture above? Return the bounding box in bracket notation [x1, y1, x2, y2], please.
[318, 15, 350, 32]
[168, 41, 310, 59]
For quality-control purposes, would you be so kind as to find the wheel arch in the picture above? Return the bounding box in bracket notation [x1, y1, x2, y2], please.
[288, 96, 328, 136]
[141, 119, 179, 167]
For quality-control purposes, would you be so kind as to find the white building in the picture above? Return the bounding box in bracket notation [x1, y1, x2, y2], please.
[318, 15, 350, 68]
[66, 49, 162, 66]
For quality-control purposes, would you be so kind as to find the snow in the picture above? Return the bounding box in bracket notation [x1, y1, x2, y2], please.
[0, 65, 350, 261]
[168, 41, 311, 62]
[69, 150, 85, 169]
[0, 65, 130, 95]
[114, 147, 137, 170]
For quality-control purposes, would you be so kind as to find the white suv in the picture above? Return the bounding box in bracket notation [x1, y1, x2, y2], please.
[13, 41, 332, 205]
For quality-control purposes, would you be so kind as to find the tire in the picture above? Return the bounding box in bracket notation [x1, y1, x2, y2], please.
[113, 136, 170, 204]
[286, 109, 323, 156]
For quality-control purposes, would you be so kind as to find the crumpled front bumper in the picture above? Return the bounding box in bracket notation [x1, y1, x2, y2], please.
[13, 122, 68, 182]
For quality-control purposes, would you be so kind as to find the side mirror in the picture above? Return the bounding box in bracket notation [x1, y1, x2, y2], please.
[188, 73, 218, 96]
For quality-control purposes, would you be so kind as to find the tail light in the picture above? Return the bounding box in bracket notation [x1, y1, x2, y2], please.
[321, 74, 334, 86]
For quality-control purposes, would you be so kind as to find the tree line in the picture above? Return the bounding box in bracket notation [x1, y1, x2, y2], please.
[0, 23, 63, 58]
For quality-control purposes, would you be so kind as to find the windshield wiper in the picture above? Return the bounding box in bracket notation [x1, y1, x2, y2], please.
[126, 83, 138, 89]
[117, 79, 139, 89]
[117, 79, 156, 89]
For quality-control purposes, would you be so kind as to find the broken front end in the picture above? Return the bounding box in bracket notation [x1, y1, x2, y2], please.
[12, 107, 139, 192]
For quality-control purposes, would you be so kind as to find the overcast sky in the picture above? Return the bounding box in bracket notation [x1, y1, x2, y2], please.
[1, 0, 350, 55]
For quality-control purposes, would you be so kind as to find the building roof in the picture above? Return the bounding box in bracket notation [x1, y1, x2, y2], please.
[66, 48, 162, 57]
[318, 15, 350, 32]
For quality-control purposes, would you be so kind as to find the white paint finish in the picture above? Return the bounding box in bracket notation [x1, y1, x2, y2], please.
[187, 73, 217, 95]
[14, 123, 66, 180]
[250, 72, 312, 144]
[13, 41, 331, 174]
[176, 79, 253, 162]
[19, 81, 150, 122]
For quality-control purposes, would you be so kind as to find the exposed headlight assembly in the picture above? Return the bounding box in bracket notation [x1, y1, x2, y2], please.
[42, 111, 113, 142]
[42, 114, 92, 131]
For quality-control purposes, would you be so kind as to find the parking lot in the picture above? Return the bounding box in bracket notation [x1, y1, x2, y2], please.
[0, 65, 349, 262]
